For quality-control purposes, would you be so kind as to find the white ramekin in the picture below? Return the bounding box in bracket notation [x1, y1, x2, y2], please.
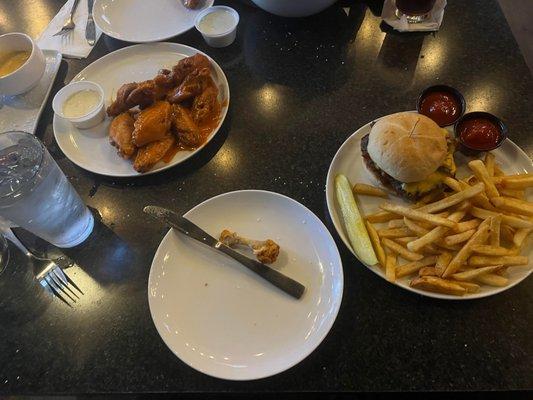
[52, 81, 106, 130]
[0, 32, 46, 96]
[195, 6, 239, 48]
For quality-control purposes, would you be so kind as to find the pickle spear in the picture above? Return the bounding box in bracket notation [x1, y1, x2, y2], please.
[335, 174, 378, 266]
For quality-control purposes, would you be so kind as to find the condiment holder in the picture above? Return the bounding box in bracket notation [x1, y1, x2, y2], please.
[52, 81, 105, 129]
[195, 6, 239, 48]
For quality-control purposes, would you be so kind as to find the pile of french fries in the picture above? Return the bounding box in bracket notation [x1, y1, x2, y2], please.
[349, 152, 532, 296]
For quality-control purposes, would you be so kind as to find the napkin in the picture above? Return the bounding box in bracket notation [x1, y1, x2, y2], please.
[37, 0, 102, 59]
[382, 0, 447, 32]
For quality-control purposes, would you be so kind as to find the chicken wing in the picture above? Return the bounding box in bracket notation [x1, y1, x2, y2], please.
[167, 67, 215, 104]
[172, 104, 201, 148]
[132, 101, 172, 147]
[183, 0, 202, 9]
[133, 135, 175, 173]
[192, 85, 220, 124]
[171, 54, 211, 86]
[109, 112, 136, 159]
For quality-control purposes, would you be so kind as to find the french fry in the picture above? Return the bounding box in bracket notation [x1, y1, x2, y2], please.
[353, 183, 389, 198]
[366, 210, 398, 224]
[493, 164, 505, 176]
[490, 214, 502, 247]
[420, 243, 441, 255]
[366, 221, 387, 269]
[468, 255, 528, 267]
[404, 218, 429, 237]
[380, 203, 457, 229]
[468, 160, 500, 198]
[459, 181, 495, 210]
[470, 207, 533, 229]
[455, 219, 481, 233]
[472, 245, 517, 256]
[500, 176, 533, 189]
[335, 174, 378, 265]
[419, 266, 437, 276]
[396, 256, 437, 278]
[377, 227, 413, 238]
[387, 219, 405, 228]
[490, 197, 533, 217]
[410, 276, 466, 296]
[451, 280, 480, 293]
[417, 190, 444, 205]
[418, 183, 484, 214]
[500, 224, 516, 245]
[498, 188, 525, 200]
[382, 238, 424, 261]
[513, 228, 532, 248]
[476, 273, 508, 287]
[443, 229, 476, 246]
[485, 152, 495, 176]
[395, 236, 417, 246]
[442, 218, 492, 277]
[407, 210, 466, 253]
[451, 265, 502, 281]
[435, 252, 453, 276]
[385, 251, 396, 282]
[443, 177, 463, 192]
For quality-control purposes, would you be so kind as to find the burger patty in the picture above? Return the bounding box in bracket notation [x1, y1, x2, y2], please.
[360, 134, 415, 200]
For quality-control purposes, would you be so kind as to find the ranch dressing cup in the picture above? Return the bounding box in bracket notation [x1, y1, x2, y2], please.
[52, 81, 105, 129]
[195, 6, 239, 48]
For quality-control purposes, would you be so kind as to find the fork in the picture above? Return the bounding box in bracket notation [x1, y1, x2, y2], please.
[35, 258, 83, 307]
[53, 0, 81, 37]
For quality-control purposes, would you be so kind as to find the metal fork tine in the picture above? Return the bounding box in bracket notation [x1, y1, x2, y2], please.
[51, 268, 80, 299]
[43, 277, 73, 307]
[46, 274, 76, 303]
[63, 271, 84, 295]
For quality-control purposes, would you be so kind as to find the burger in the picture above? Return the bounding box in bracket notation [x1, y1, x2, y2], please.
[361, 112, 456, 201]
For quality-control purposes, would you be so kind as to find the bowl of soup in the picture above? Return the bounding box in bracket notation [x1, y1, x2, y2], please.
[0, 32, 45, 96]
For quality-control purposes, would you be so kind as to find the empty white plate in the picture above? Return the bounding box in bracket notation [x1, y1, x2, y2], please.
[53, 43, 229, 177]
[148, 190, 343, 380]
[94, 0, 214, 43]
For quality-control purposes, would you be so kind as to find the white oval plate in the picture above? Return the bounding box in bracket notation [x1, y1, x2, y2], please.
[326, 113, 533, 300]
[148, 190, 343, 380]
[93, 0, 214, 43]
[53, 43, 229, 177]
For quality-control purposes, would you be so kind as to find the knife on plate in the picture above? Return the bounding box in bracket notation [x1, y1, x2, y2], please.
[143, 206, 306, 300]
[85, 0, 96, 46]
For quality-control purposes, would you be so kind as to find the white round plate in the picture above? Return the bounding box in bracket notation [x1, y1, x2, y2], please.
[148, 190, 343, 380]
[93, 0, 214, 43]
[53, 43, 229, 177]
[326, 113, 533, 300]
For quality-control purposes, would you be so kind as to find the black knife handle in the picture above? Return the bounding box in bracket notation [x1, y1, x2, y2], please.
[216, 242, 306, 299]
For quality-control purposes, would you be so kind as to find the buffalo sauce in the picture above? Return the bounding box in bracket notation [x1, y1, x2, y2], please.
[458, 118, 501, 150]
[419, 91, 461, 126]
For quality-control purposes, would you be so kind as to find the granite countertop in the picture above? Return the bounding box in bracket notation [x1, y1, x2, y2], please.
[0, 0, 532, 394]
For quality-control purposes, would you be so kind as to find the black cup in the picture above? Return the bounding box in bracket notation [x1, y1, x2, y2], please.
[454, 111, 508, 157]
[417, 85, 466, 127]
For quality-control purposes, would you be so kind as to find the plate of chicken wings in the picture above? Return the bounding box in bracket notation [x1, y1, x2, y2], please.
[53, 42, 229, 177]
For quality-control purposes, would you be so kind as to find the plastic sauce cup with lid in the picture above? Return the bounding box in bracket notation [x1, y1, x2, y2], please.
[195, 6, 239, 48]
[52, 81, 105, 129]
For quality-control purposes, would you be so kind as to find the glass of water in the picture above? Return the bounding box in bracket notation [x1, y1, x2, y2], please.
[0, 131, 93, 248]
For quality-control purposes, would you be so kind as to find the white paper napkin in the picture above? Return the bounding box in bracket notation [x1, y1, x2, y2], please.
[37, 0, 102, 59]
[382, 0, 447, 32]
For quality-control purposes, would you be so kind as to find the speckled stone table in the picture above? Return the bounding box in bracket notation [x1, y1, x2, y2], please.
[0, 0, 531, 395]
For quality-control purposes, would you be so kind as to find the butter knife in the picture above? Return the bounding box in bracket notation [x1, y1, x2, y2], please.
[144, 206, 306, 299]
[85, 0, 95, 46]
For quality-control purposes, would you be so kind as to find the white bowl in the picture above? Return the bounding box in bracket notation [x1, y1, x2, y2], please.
[52, 81, 105, 130]
[0, 32, 46, 96]
[250, 0, 338, 17]
[195, 6, 239, 48]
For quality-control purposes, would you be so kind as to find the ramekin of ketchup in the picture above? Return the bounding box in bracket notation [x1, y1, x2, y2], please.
[454, 112, 507, 156]
[417, 85, 465, 127]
